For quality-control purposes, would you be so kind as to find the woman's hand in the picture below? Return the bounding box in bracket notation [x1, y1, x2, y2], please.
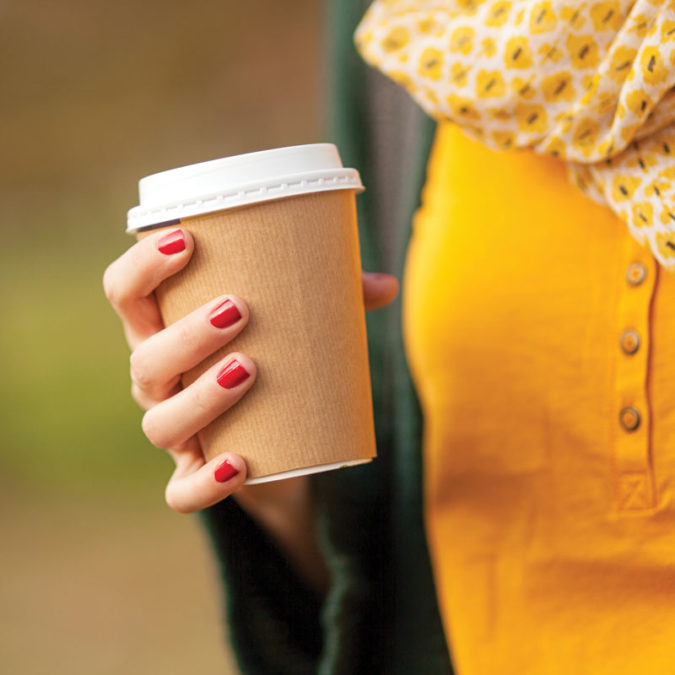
[103, 228, 256, 513]
[103, 227, 399, 514]
[103, 227, 398, 590]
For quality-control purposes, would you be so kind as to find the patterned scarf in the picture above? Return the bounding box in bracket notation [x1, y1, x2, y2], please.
[356, 0, 675, 269]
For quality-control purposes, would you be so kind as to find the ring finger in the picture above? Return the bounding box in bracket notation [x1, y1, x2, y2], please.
[129, 294, 249, 403]
[141, 351, 256, 450]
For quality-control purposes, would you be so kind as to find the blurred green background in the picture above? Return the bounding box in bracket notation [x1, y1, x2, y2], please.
[1, 1, 320, 672]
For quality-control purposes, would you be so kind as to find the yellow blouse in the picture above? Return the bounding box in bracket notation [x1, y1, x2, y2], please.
[403, 121, 675, 673]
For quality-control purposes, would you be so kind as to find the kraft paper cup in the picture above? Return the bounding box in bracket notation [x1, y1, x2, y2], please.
[127, 144, 376, 483]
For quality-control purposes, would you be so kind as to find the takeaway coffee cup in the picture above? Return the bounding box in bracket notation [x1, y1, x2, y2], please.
[126, 144, 376, 483]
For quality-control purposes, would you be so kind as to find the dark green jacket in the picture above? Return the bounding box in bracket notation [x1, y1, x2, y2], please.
[200, 2, 452, 672]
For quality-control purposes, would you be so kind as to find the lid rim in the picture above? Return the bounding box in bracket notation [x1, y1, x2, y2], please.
[127, 143, 363, 233]
[127, 169, 363, 232]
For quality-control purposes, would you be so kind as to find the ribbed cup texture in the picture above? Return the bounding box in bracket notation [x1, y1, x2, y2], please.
[138, 191, 375, 480]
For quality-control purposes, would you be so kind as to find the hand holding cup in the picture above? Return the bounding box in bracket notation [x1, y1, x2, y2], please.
[103, 226, 398, 513]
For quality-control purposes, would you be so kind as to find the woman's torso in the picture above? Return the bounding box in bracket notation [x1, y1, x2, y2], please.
[403, 121, 675, 674]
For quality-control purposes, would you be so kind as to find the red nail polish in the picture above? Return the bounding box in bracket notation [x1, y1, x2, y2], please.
[209, 299, 242, 329]
[157, 230, 186, 255]
[217, 359, 250, 389]
[214, 460, 239, 483]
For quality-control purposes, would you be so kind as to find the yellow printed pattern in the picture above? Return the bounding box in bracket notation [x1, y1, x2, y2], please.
[356, 0, 675, 269]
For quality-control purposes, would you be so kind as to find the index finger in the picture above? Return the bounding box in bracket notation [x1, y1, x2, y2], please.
[102, 228, 194, 348]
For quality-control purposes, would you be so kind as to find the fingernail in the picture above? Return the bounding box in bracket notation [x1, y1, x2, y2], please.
[214, 459, 239, 483]
[216, 359, 250, 389]
[157, 229, 186, 255]
[209, 299, 242, 329]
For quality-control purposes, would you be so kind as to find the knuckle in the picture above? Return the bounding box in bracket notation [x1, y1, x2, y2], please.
[129, 350, 154, 392]
[102, 264, 121, 307]
[191, 384, 215, 417]
[173, 319, 195, 351]
[141, 409, 169, 449]
[130, 381, 143, 407]
[131, 382, 153, 410]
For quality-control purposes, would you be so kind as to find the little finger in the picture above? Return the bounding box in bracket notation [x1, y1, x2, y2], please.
[165, 451, 247, 513]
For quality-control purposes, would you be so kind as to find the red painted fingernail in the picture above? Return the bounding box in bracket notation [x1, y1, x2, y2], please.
[157, 229, 186, 255]
[216, 359, 250, 389]
[214, 459, 239, 483]
[209, 299, 242, 329]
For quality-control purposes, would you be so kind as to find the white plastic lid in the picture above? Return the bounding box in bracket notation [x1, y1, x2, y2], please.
[126, 143, 364, 232]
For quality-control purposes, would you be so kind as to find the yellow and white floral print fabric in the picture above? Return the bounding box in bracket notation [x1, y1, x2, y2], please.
[356, 0, 675, 269]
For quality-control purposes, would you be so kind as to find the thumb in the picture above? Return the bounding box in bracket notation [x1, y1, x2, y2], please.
[362, 271, 399, 311]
